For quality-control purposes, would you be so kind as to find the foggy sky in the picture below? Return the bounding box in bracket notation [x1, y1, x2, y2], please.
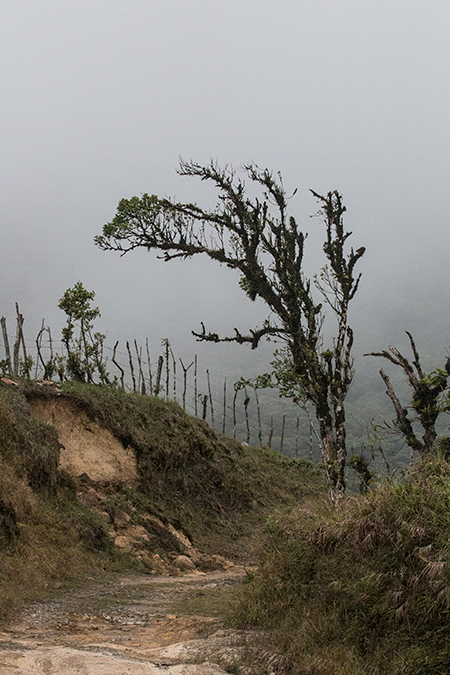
[2, 0, 450, 384]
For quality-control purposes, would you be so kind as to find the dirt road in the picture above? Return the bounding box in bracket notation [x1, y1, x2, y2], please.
[0, 569, 277, 675]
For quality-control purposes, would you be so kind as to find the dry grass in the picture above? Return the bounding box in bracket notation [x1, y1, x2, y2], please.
[232, 458, 450, 675]
[0, 380, 326, 619]
[43, 381, 326, 560]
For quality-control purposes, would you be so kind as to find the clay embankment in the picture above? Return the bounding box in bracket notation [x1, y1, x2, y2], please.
[29, 396, 139, 483]
[27, 393, 238, 574]
[0, 394, 281, 674]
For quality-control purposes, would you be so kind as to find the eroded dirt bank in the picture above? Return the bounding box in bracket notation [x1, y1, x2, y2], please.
[0, 569, 281, 675]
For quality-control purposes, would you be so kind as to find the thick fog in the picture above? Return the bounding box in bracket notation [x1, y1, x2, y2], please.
[2, 1, 450, 409]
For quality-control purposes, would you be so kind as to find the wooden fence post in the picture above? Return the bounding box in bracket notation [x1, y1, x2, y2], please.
[112, 341, 125, 389]
[194, 355, 198, 416]
[222, 378, 227, 435]
[280, 413, 286, 454]
[35, 320, 44, 379]
[13, 306, 21, 377]
[155, 355, 164, 397]
[146, 338, 153, 395]
[170, 348, 177, 401]
[206, 369, 214, 429]
[134, 340, 146, 395]
[268, 415, 273, 449]
[202, 394, 208, 420]
[180, 359, 194, 411]
[232, 387, 238, 439]
[126, 341, 136, 392]
[244, 386, 250, 444]
[1, 316, 12, 377]
[254, 386, 262, 446]
[15, 304, 30, 379]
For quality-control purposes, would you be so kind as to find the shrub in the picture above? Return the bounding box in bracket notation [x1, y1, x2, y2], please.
[233, 459, 450, 675]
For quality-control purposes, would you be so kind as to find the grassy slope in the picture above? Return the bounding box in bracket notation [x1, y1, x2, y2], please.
[0, 383, 110, 616]
[0, 380, 325, 618]
[55, 381, 326, 557]
[233, 457, 450, 675]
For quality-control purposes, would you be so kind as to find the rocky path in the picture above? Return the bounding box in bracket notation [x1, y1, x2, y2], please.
[0, 569, 277, 675]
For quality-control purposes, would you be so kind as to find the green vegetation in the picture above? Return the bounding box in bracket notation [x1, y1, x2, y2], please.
[0, 379, 325, 619]
[232, 457, 450, 675]
[0, 384, 112, 617]
[52, 381, 326, 557]
[3, 323, 450, 672]
[96, 160, 365, 494]
[368, 332, 450, 457]
[58, 281, 109, 383]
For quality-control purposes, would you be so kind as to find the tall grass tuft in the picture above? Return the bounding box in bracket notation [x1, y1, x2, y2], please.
[233, 458, 450, 675]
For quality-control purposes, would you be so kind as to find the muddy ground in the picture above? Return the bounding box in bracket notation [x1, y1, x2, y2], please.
[0, 569, 284, 675]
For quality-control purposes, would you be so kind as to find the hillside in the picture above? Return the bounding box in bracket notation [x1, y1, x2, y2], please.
[233, 456, 450, 675]
[0, 378, 325, 618]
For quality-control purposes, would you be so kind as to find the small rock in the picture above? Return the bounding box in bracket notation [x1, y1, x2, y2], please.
[112, 508, 131, 528]
[113, 535, 130, 550]
[128, 525, 149, 542]
[173, 555, 196, 571]
[151, 553, 168, 574]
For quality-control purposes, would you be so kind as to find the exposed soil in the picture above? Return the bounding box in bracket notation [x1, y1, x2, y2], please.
[28, 396, 139, 483]
[0, 569, 282, 675]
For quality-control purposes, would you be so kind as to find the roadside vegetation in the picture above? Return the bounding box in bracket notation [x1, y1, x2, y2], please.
[0, 383, 111, 617]
[0, 379, 325, 619]
[232, 456, 450, 675]
[3, 161, 450, 672]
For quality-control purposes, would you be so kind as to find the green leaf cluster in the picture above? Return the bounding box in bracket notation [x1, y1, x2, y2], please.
[58, 282, 109, 384]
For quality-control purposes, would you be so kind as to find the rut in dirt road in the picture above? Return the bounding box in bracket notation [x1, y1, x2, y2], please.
[0, 569, 286, 675]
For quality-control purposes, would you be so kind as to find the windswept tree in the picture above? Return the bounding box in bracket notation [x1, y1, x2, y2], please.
[95, 160, 365, 493]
